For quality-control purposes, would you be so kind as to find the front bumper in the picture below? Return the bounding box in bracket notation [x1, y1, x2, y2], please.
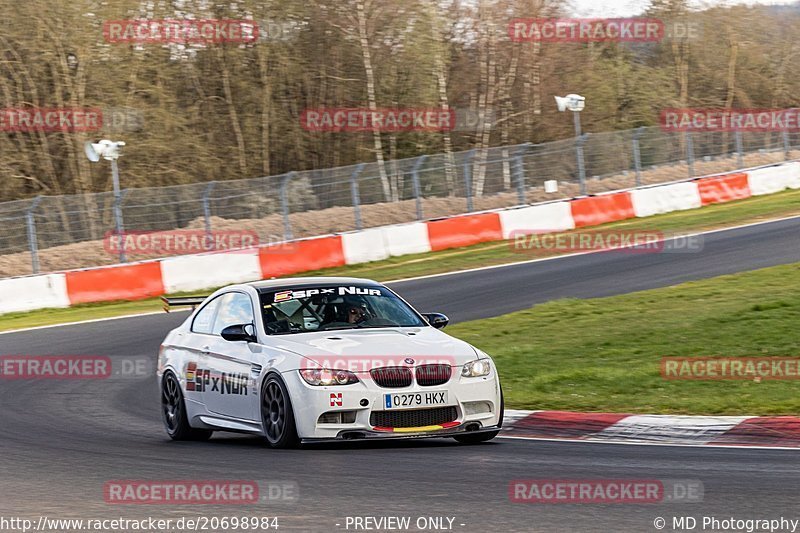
[283, 368, 502, 440]
[302, 425, 502, 443]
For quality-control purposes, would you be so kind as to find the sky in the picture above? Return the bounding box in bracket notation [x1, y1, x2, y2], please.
[569, 0, 797, 16]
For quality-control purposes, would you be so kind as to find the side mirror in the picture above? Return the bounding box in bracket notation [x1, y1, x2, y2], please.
[221, 323, 257, 342]
[422, 313, 449, 329]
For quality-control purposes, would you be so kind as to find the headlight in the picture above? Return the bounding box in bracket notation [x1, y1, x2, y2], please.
[461, 359, 491, 377]
[299, 369, 359, 386]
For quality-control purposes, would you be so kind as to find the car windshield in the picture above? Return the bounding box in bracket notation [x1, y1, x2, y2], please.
[259, 284, 427, 335]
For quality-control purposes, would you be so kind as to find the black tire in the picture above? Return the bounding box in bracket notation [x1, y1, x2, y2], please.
[161, 371, 213, 441]
[454, 387, 504, 445]
[261, 375, 300, 449]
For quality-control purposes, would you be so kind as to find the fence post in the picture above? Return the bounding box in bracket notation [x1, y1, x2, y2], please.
[111, 159, 127, 263]
[202, 181, 216, 250]
[783, 128, 791, 160]
[735, 130, 744, 169]
[280, 172, 294, 241]
[686, 130, 695, 178]
[26, 196, 43, 275]
[114, 192, 128, 263]
[513, 143, 531, 204]
[410, 155, 427, 221]
[350, 163, 365, 230]
[464, 149, 475, 212]
[576, 134, 588, 195]
[632, 127, 645, 188]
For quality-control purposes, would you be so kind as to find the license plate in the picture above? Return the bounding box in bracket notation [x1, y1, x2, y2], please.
[384, 391, 448, 409]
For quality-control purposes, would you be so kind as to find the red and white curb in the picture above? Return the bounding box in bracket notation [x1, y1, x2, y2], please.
[502, 410, 800, 448]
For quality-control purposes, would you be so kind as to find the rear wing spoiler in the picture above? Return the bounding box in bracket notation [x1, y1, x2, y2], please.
[161, 296, 208, 313]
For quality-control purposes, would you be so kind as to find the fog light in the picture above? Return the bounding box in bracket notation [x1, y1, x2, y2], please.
[317, 411, 357, 424]
[463, 401, 493, 415]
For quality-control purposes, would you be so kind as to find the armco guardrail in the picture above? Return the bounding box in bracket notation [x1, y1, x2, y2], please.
[0, 161, 798, 316]
[1, 126, 799, 276]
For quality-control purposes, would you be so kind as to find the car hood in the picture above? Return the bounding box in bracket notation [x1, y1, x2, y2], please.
[266, 327, 480, 370]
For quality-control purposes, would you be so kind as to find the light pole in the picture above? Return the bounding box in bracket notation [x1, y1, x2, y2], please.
[555, 94, 587, 194]
[85, 139, 127, 262]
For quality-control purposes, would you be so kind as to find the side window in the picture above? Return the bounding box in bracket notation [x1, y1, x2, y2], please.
[191, 297, 221, 334]
[212, 292, 255, 335]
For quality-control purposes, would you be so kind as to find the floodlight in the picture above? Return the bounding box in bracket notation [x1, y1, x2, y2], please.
[555, 94, 585, 113]
[85, 139, 125, 162]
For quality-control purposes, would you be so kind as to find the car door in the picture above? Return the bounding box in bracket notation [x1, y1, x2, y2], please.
[182, 295, 223, 407]
[203, 291, 260, 421]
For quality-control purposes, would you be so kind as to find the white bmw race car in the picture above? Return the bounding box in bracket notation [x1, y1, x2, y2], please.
[157, 277, 503, 448]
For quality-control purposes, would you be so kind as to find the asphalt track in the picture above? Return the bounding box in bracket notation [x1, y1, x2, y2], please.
[1, 217, 799, 532]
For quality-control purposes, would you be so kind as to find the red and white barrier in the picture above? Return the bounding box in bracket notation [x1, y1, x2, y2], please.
[381, 222, 432, 257]
[426, 212, 503, 251]
[571, 192, 636, 227]
[498, 201, 575, 238]
[697, 172, 751, 205]
[259, 235, 345, 278]
[342, 228, 390, 264]
[3, 161, 797, 314]
[631, 182, 702, 217]
[161, 250, 261, 293]
[342, 223, 434, 265]
[65, 263, 164, 304]
[0, 274, 70, 314]
[747, 162, 800, 196]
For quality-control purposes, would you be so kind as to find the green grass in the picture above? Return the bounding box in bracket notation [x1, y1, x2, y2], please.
[447, 262, 800, 415]
[1, 188, 799, 332]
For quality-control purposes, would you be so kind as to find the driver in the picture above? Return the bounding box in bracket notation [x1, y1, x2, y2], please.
[346, 304, 368, 324]
[319, 297, 372, 327]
